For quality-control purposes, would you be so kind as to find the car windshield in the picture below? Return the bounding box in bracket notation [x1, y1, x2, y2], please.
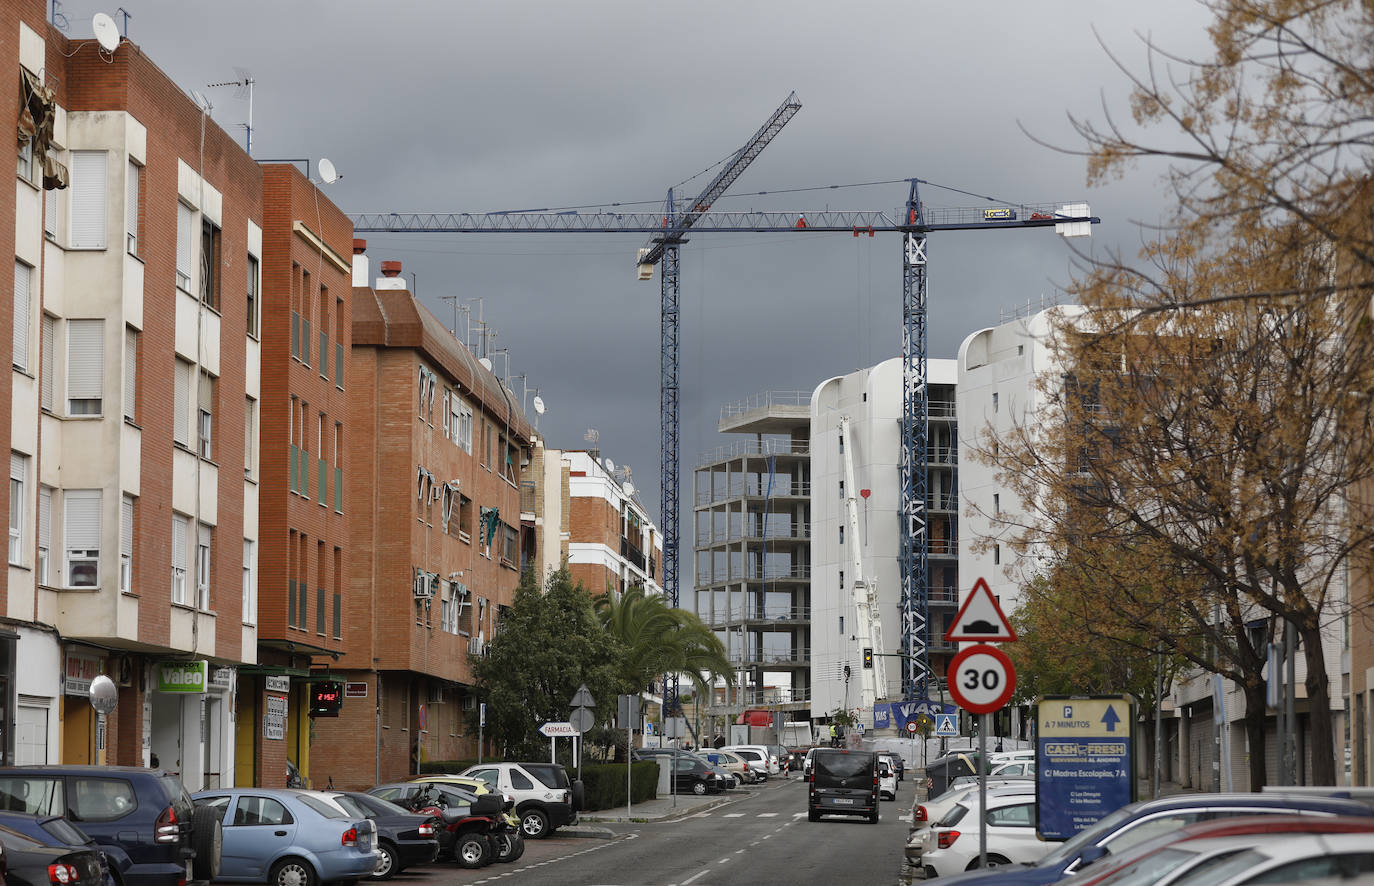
[1163, 849, 1266, 886]
[1038, 804, 1140, 867]
[298, 795, 350, 819]
[40, 817, 92, 846]
[357, 794, 409, 815]
[329, 795, 369, 817]
[1090, 847, 1206, 886]
[814, 752, 872, 779]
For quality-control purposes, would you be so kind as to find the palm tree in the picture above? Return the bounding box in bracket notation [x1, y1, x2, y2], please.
[594, 585, 734, 699]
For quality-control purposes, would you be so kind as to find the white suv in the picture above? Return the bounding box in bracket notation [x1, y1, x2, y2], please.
[459, 762, 581, 839]
[722, 745, 780, 777]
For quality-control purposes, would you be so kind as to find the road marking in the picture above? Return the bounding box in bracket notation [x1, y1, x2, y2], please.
[792, 812, 807, 817]
[757, 812, 778, 817]
[719, 856, 732, 864]
[683, 870, 710, 885]
[723, 812, 745, 817]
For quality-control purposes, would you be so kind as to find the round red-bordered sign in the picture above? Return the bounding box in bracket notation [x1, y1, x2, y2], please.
[947, 643, 1016, 714]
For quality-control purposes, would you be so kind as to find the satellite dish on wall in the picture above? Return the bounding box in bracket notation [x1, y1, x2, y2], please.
[92, 13, 120, 52]
[624, 482, 635, 497]
[532, 396, 545, 415]
[479, 357, 493, 371]
[317, 158, 338, 184]
[604, 458, 615, 474]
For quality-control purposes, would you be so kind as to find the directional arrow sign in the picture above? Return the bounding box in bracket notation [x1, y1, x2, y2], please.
[539, 721, 578, 737]
[1101, 704, 1122, 732]
[1036, 695, 1136, 841]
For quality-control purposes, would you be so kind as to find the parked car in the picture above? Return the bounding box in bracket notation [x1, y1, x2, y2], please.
[0, 819, 108, 886]
[921, 790, 1055, 877]
[633, 749, 738, 790]
[1124, 831, 1374, 885]
[922, 752, 987, 797]
[190, 789, 376, 886]
[765, 745, 793, 774]
[807, 748, 879, 823]
[322, 792, 438, 880]
[988, 749, 1034, 766]
[714, 749, 762, 785]
[878, 759, 898, 801]
[454, 763, 580, 840]
[803, 748, 819, 778]
[0, 765, 221, 886]
[1073, 814, 1374, 886]
[667, 758, 724, 796]
[907, 783, 1036, 867]
[721, 746, 778, 778]
[368, 780, 508, 862]
[927, 791, 1374, 886]
[989, 760, 1034, 777]
[940, 774, 1033, 801]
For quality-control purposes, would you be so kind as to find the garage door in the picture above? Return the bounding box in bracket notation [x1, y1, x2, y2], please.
[16, 701, 50, 764]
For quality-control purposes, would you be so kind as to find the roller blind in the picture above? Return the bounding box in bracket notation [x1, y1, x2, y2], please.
[172, 514, 188, 569]
[176, 202, 193, 289]
[69, 151, 107, 249]
[123, 327, 137, 421]
[37, 487, 50, 550]
[67, 319, 104, 402]
[13, 262, 30, 370]
[40, 314, 53, 410]
[173, 359, 190, 444]
[64, 490, 101, 550]
[120, 495, 133, 558]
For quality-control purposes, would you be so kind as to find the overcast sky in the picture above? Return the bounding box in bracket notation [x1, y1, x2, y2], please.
[85, 1, 1218, 566]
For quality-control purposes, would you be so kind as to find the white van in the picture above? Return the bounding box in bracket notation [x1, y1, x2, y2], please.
[722, 745, 780, 777]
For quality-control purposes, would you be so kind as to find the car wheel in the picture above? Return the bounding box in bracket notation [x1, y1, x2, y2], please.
[691, 779, 708, 796]
[869, 808, 880, 824]
[190, 804, 223, 881]
[270, 857, 317, 886]
[494, 832, 524, 863]
[520, 807, 550, 839]
[571, 779, 585, 813]
[370, 842, 398, 880]
[455, 833, 490, 869]
[968, 854, 1011, 870]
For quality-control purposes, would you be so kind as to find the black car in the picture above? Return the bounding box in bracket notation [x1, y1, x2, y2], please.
[922, 752, 986, 798]
[807, 748, 879, 823]
[666, 758, 722, 796]
[632, 749, 735, 790]
[365, 782, 481, 858]
[0, 819, 108, 886]
[0, 765, 221, 886]
[326, 792, 438, 880]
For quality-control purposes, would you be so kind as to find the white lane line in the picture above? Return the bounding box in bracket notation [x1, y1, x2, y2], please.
[735, 848, 746, 854]
[691, 812, 712, 818]
[723, 813, 745, 818]
[683, 870, 711, 885]
[757, 812, 778, 817]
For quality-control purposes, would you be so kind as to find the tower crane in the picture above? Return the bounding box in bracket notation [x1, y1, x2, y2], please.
[351, 91, 1098, 718]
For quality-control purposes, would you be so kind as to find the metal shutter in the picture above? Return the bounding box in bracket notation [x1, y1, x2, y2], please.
[176, 203, 193, 288]
[12, 262, 30, 369]
[123, 328, 137, 420]
[125, 160, 139, 250]
[173, 360, 190, 444]
[172, 515, 188, 573]
[37, 487, 50, 550]
[69, 151, 107, 249]
[121, 495, 133, 559]
[66, 320, 104, 405]
[40, 315, 53, 410]
[64, 489, 101, 550]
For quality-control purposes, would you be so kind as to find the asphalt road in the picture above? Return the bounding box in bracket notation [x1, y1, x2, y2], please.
[391, 775, 912, 886]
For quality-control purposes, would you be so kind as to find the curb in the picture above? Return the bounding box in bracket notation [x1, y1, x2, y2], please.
[555, 825, 618, 840]
[578, 790, 743, 824]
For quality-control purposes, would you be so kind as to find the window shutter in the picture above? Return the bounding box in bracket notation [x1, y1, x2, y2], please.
[172, 515, 187, 570]
[173, 360, 190, 444]
[121, 495, 133, 558]
[44, 183, 57, 238]
[13, 263, 30, 369]
[64, 490, 101, 550]
[40, 315, 53, 410]
[67, 320, 104, 402]
[123, 327, 137, 421]
[10, 453, 25, 482]
[69, 151, 108, 249]
[125, 160, 139, 251]
[37, 487, 50, 550]
[176, 203, 193, 288]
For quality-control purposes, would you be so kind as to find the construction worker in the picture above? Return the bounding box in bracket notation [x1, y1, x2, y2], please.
[829, 723, 839, 747]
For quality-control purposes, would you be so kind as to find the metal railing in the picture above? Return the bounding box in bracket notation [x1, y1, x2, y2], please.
[704, 605, 811, 627]
[695, 438, 810, 467]
[733, 647, 811, 667]
[719, 390, 812, 420]
[712, 685, 813, 707]
[694, 525, 812, 546]
[695, 479, 811, 504]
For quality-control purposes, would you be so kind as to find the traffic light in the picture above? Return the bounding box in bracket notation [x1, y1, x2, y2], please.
[863, 647, 873, 669]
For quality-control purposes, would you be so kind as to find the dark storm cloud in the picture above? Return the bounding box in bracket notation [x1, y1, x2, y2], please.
[105, 0, 1216, 534]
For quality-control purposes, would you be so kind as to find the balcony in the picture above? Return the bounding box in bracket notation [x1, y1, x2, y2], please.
[696, 437, 810, 468]
[695, 480, 811, 506]
[694, 524, 811, 547]
[733, 646, 811, 667]
[620, 536, 646, 572]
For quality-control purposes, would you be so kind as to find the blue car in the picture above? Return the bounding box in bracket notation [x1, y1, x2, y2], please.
[934, 791, 1374, 885]
[191, 789, 377, 886]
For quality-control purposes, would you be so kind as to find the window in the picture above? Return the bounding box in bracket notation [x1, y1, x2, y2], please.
[200, 219, 220, 310]
[70, 778, 135, 822]
[334, 297, 344, 388]
[300, 270, 311, 367]
[173, 359, 192, 446]
[245, 397, 257, 479]
[454, 397, 473, 453]
[64, 489, 101, 588]
[441, 389, 451, 437]
[40, 314, 53, 411]
[992, 392, 999, 413]
[69, 151, 107, 250]
[458, 495, 473, 539]
[37, 485, 51, 584]
[332, 546, 341, 639]
[9, 453, 27, 564]
[13, 262, 31, 370]
[171, 514, 188, 604]
[123, 327, 138, 423]
[176, 203, 193, 291]
[993, 493, 1000, 515]
[119, 495, 133, 593]
[246, 254, 259, 337]
[198, 372, 216, 460]
[197, 524, 212, 610]
[17, 137, 34, 181]
[44, 173, 57, 238]
[993, 544, 1000, 566]
[839, 524, 844, 545]
[333, 422, 342, 512]
[242, 539, 256, 625]
[125, 160, 140, 256]
[67, 320, 104, 415]
[231, 796, 291, 827]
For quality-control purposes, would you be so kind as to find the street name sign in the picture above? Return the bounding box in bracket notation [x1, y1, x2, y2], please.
[1036, 695, 1136, 841]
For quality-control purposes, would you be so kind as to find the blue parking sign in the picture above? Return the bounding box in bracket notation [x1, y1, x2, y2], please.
[1036, 696, 1136, 840]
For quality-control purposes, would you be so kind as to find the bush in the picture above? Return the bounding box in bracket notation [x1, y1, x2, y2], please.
[579, 761, 658, 810]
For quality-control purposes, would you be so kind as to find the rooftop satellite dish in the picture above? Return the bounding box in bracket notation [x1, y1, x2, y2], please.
[532, 396, 545, 415]
[317, 158, 338, 184]
[624, 481, 635, 497]
[92, 13, 120, 52]
[604, 458, 615, 474]
[479, 357, 493, 371]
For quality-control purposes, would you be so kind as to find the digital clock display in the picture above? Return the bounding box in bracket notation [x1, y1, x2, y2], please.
[309, 681, 344, 717]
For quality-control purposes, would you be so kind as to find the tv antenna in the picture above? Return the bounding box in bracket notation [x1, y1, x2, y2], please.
[206, 68, 255, 156]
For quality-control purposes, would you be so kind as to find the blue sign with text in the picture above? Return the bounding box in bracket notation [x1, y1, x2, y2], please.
[877, 699, 957, 732]
[1036, 696, 1136, 841]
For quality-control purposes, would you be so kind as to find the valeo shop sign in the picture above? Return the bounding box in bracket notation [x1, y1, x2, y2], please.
[158, 661, 208, 693]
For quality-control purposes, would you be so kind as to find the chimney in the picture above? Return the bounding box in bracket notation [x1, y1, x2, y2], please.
[376, 259, 407, 290]
[351, 238, 369, 287]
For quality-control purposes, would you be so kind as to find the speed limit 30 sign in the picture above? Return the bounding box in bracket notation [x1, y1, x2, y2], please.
[947, 643, 1016, 714]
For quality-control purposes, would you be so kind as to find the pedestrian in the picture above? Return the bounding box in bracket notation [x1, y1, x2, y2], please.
[828, 723, 838, 748]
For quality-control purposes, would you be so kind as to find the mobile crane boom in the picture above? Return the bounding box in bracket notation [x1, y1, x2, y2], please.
[840, 416, 887, 719]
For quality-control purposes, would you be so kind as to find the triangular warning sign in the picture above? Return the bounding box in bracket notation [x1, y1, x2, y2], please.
[944, 577, 1017, 642]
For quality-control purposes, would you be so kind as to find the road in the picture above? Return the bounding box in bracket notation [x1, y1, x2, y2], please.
[391, 774, 911, 886]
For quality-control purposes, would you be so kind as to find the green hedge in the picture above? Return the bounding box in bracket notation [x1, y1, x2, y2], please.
[415, 759, 658, 810]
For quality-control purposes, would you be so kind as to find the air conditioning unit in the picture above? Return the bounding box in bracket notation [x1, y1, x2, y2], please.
[413, 569, 434, 600]
[468, 636, 485, 656]
[428, 684, 445, 704]
[462, 695, 477, 711]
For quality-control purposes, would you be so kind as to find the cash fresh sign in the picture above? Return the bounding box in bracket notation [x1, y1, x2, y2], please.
[158, 661, 208, 693]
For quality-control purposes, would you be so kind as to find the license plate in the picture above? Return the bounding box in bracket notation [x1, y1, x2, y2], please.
[832, 798, 855, 805]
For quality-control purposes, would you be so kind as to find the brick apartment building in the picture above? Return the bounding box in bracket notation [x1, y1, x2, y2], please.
[310, 251, 530, 789]
[4, 5, 257, 784]
[234, 164, 355, 788]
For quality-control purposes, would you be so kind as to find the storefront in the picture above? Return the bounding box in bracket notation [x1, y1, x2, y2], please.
[146, 660, 236, 791]
[61, 648, 107, 764]
[12, 626, 60, 764]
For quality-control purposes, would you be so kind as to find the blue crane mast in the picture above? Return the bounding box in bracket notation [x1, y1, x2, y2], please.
[351, 93, 1098, 714]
